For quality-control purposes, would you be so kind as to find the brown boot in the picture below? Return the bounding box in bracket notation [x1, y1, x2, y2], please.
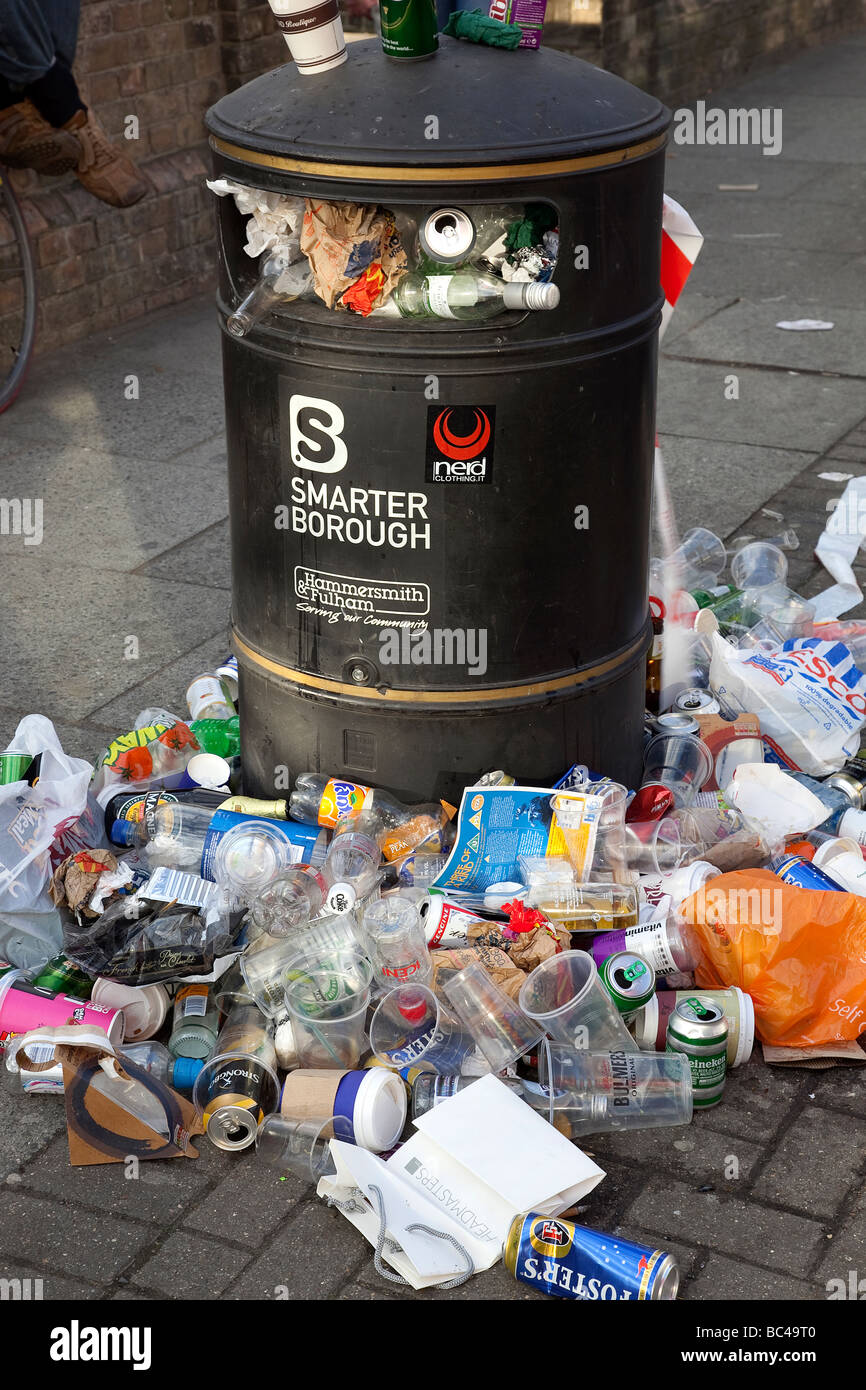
[62, 108, 149, 208]
[0, 99, 81, 176]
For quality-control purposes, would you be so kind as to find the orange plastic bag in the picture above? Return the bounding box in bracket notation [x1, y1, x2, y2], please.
[680, 868, 866, 1047]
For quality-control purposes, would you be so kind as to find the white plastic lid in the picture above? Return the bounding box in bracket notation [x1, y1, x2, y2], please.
[354, 1068, 407, 1151]
[213, 819, 294, 897]
[631, 990, 659, 1049]
[662, 860, 720, 903]
[732, 987, 755, 1069]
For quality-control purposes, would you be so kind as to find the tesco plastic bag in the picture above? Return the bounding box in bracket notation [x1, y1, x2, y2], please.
[681, 868, 866, 1046]
[710, 633, 866, 776]
[0, 716, 92, 918]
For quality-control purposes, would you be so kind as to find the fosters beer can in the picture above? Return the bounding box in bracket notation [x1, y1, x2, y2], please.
[504, 1212, 678, 1301]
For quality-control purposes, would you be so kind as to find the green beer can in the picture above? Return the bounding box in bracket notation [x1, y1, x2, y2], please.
[0, 752, 33, 785]
[598, 950, 655, 1020]
[31, 954, 93, 1001]
[666, 996, 728, 1108]
[379, 0, 438, 60]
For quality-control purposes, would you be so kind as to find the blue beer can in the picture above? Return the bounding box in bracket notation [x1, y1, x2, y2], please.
[771, 854, 844, 892]
[504, 1212, 678, 1301]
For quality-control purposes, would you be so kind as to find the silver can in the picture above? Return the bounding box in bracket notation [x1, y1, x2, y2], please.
[665, 997, 728, 1108]
[825, 769, 866, 810]
[674, 688, 720, 716]
[419, 208, 476, 265]
[653, 710, 700, 736]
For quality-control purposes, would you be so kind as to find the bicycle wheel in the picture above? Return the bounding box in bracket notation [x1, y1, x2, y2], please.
[0, 167, 37, 413]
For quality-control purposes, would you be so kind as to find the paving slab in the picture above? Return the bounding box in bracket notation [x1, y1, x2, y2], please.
[663, 301, 866, 376]
[130, 1229, 254, 1299]
[0, 1189, 156, 1282]
[682, 1251, 824, 1301]
[749, 1106, 866, 1219]
[655, 435, 816, 537]
[656, 360, 865, 452]
[0, 558, 230, 721]
[84, 629, 232, 729]
[625, 1179, 826, 1272]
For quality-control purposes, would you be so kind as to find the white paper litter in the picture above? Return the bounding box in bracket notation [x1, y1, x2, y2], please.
[819, 471, 853, 483]
[776, 319, 834, 331]
[813, 475, 866, 619]
[206, 177, 304, 259]
[724, 763, 827, 841]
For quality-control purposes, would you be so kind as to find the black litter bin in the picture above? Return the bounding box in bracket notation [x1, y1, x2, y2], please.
[206, 37, 669, 802]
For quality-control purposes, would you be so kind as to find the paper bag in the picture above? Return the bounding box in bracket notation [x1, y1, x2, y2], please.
[317, 1075, 604, 1288]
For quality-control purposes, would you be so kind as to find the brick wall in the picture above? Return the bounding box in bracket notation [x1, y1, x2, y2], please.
[602, 0, 865, 108]
[7, 0, 284, 353]
[5, 0, 862, 355]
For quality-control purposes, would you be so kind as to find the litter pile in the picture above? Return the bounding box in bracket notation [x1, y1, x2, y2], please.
[4, 572, 866, 1301]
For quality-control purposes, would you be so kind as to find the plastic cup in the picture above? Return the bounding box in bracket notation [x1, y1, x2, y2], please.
[517, 950, 639, 1053]
[369, 984, 474, 1075]
[284, 974, 370, 1069]
[536, 1046, 693, 1130]
[642, 733, 713, 807]
[255, 1114, 336, 1181]
[324, 830, 380, 913]
[212, 819, 295, 904]
[266, 0, 347, 76]
[743, 583, 815, 640]
[672, 527, 727, 585]
[362, 895, 432, 990]
[623, 818, 688, 875]
[551, 781, 629, 881]
[731, 541, 788, 590]
[441, 962, 543, 1071]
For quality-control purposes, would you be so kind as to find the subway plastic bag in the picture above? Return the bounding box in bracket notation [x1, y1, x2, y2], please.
[680, 868, 866, 1046]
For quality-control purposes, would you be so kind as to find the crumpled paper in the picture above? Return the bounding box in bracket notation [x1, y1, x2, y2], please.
[300, 199, 407, 314]
[430, 944, 526, 1001]
[207, 177, 304, 260]
[49, 849, 118, 919]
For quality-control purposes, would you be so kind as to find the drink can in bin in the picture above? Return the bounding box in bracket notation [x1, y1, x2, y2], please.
[674, 689, 720, 716]
[379, 0, 438, 60]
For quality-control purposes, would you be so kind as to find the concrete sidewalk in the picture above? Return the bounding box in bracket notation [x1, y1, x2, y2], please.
[1, 32, 866, 1303]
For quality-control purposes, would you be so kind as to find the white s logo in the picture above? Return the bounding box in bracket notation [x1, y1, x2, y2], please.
[289, 393, 347, 473]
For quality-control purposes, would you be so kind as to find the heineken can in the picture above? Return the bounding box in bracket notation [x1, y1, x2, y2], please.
[504, 1212, 678, 1301]
[379, 0, 437, 60]
[666, 996, 727, 1107]
[598, 951, 655, 1020]
[31, 955, 93, 1001]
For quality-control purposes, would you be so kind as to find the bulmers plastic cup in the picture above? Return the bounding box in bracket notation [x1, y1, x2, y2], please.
[284, 974, 370, 1069]
[730, 541, 787, 590]
[369, 984, 474, 1075]
[266, 0, 348, 76]
[256, 1114, 336, 1181]
[642, 733, 713, 808]
[441, 962, 544, 1072]
[517, 950, 639, 1053]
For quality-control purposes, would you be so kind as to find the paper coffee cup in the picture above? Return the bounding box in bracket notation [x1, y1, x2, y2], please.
[91, 979, 169, 1042]
[267, 0, 348, 76]
[280, 1067, 406, 1150]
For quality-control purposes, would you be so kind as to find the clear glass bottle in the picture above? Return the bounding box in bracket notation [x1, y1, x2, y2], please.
[227, 252, 312, 338]
[390, 267, 559, 321]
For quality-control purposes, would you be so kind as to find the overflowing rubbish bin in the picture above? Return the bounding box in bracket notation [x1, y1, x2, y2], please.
[205, 37, 670, 801]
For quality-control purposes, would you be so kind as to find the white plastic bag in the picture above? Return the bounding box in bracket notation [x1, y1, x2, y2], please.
[710, 634, 866, 776]
[0, 715, 92, 916]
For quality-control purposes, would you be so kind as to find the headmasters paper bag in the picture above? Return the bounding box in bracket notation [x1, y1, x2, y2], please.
[317, 1075, 605, 1289]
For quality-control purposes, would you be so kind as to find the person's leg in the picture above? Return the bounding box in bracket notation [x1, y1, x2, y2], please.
[0, 0, 57, 90]
[0, 0, 82, 173]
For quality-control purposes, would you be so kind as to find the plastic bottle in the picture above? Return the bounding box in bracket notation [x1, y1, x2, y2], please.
[787, 771, 866, 836]
[189, 716, 241, 759]
[168, 984, 219, 1060]
[289, 774, 375, 827]
[114, 803, 327, 877]
[321, 828, 381, 913]
[289, 775, 445, 864]
[587, 916, 701, 977]
[122, 1039, 204, 1095]
[389, 266, 559, 321]
[245, 866, 328, 940]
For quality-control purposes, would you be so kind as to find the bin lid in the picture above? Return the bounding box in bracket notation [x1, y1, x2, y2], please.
[206, 35, 668, 176]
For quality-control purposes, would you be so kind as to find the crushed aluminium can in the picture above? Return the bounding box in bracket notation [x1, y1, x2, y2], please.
[504, 1212, 678, 1300]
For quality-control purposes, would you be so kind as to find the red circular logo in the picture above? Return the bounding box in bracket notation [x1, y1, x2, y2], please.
[432, 408, 491, 460]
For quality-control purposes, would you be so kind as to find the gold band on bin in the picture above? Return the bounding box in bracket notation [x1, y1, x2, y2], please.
[210, 132, 668, 183]
[233, 628, 649, 706]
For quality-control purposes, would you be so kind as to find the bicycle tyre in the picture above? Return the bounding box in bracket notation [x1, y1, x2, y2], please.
[0, 167, 37, 413]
